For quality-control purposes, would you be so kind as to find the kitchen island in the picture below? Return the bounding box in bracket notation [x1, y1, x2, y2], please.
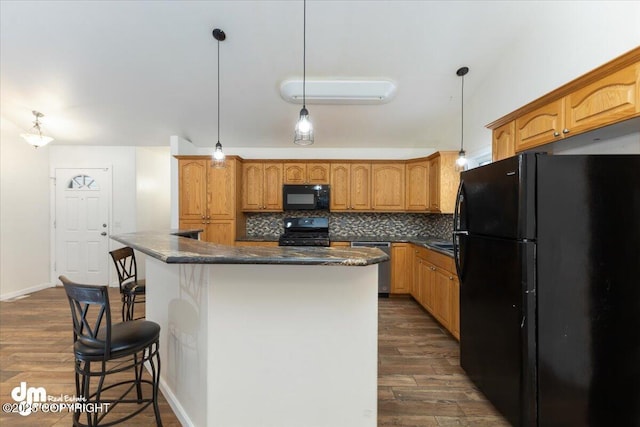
[111, 231, 388, 427]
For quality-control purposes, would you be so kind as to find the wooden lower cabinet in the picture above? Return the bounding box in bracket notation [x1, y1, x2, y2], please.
[391, 243, 410, 294]
[330, 241, 351, 248]
[180, 219, 236, 246]
[450, 276, 460, 340]
[411, 244, 459, 340]
[235, 241, 279, 247]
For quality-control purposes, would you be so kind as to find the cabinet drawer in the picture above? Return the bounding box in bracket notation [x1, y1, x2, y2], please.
[423, 248, 454, 271]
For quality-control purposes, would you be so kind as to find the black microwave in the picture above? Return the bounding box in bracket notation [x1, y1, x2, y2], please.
[283, 185, 330, 211]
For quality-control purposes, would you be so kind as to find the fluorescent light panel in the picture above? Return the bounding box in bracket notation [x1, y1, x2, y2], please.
[280, 79, 396, 104]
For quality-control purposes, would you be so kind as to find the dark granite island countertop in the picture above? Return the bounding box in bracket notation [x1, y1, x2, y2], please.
[111, 230, 389, 266]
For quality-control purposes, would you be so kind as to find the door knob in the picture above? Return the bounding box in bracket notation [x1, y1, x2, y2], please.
[100, 232, 107, 236]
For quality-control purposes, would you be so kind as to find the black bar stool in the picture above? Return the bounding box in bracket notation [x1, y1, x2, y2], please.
[109, 247, 146, 321]
[60, 275, 162, 426]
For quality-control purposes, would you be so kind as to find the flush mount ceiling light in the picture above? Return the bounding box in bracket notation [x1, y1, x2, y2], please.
[212, 28, 226, 167]
[455, 66, 469, 170]
[280, 79, 397, 105]
[21, 110, 54, 148]
[294, 0, 313, 146]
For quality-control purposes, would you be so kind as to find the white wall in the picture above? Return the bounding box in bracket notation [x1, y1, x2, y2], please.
[462, 1, 640, 155]
[0, 117, 52, 299]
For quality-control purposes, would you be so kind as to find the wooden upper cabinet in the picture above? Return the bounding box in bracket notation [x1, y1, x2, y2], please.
[427, 152, 460, 214]
[405, 160, 429, 211]
[565, 63, 640, 135]
[372, 163, 405, 211]
[489, 47, 640, 157]
[263, 163, 283, 210]
[284, 162, 330, 184]
[428, 157, 440, 211]
[492, 121, 516, 162]
[179, 159, 208, 220]
[350, 163, 371, 211]
[242, 162, 283, 211]
[330, 163, 350, 211]
[330, 163, 371, 211]
[515, 99, 565, 151]
[242, 162, 264, 211]
[208, 158, 236, 219]
[307, 163, 330, 184]
[283, 163, 306, 184]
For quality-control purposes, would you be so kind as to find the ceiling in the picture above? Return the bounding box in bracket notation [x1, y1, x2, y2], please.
[2, 1, 549, 150]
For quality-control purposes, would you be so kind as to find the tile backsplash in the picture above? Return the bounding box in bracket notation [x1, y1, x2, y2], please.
[246, 211, 454, 241]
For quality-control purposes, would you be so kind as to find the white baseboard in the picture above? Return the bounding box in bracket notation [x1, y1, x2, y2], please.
[158, 377, 193, 427]
[0, 282, 56, 301]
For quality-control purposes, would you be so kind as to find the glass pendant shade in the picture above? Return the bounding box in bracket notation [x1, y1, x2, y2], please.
[21, 111, 53, 148]
[456, 149, 468, 168]
[212, 141, 225, 168]
[21, 132, 53, 148]
[294, 107, 314, 145]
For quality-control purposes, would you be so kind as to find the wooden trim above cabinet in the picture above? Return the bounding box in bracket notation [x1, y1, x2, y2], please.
[487, 46, 640, 130]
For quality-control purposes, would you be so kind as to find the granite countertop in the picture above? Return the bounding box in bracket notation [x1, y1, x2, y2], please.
[112, 230, 389, 266]
[237, 234, 455, 257]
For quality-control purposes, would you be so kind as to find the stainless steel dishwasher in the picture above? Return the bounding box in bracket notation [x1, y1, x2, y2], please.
[350, 241, 391, 296]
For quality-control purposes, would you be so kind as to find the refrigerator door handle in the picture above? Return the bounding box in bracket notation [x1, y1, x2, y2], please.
[453, 180, 467, 278]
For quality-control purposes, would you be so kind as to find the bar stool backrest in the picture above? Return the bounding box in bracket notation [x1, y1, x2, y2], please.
[60, 276, 112, 359]
[110, 247, 138, 292]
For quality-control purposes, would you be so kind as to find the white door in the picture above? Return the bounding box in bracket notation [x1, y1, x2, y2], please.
[55, 168, 111, 284]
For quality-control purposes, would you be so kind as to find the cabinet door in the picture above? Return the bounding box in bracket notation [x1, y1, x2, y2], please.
[207, 220, 236, 245]
[179, 159, 208, 220]
[330, 241, 351, 248]
[391, 243, 410, 294]
[515, 99, 564, 151]
[405, 161, 429, 211]
[372, 163, 405, 211]
[350, 163, 371, 210]
[283, 163, 307, 184]
[262, 163, 283, 211]
[492, 121, 516, 162]
[418, 259, 435, 311]
[306, 163, 330, 184]
[242, 162, 264, 211]
[208, 158, 236, 219]
[450, 275, 460, 340]
[428, 157, 440, 211]
[433, 267, 452, 329]
[330, 163, 350, 211]
[565, 63, 640, 136]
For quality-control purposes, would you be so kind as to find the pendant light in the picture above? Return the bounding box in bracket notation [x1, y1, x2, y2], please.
[212, 28, 226, 167]
[21, 110, 54, 148]
[456, 66, 469, 170]
[294, 0, 313, 145]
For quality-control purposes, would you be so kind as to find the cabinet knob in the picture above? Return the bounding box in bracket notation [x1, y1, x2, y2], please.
[449, 276, 454, 280]
[553, 131, 560, 137]
[431, 266, 436, 271]
[562, 128, 570, 134]
[202, 215, 205, 219]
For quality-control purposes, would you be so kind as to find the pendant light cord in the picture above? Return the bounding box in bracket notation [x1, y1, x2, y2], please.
[217, 36, 221, 143]
[460, 73, 464, 152]
[303, 0, 306, 109]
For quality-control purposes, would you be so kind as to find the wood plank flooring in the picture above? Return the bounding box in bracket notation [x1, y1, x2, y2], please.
[1, 287, 507, 426]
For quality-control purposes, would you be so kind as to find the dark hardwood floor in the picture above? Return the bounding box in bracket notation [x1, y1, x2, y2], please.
[1, 287, 507, 426]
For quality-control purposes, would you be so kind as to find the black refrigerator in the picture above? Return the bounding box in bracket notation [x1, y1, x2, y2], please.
[453, 153, 640, 427]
